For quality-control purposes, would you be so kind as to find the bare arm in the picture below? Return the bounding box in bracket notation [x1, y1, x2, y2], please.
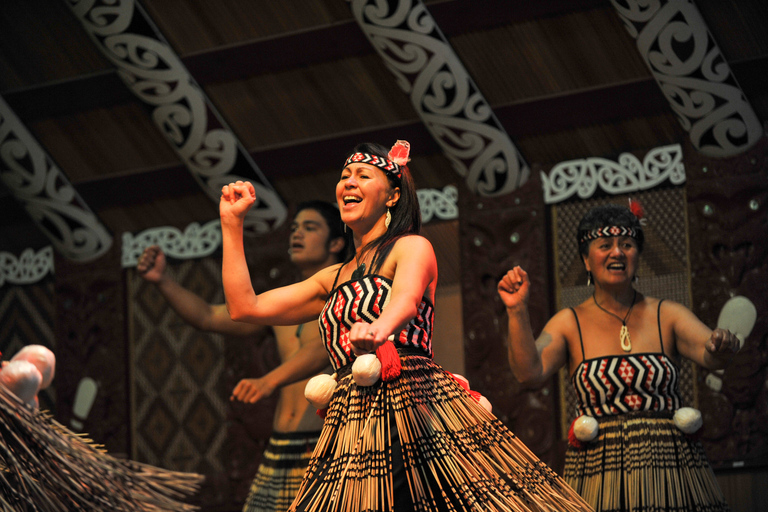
[137, 245, 260, 336]
[498, 266, 568, 388]
[220, 181, 333, 325]
[231, 332, 330, 403]
[667, 301, 740, 370]
[349, 236, 438, 353]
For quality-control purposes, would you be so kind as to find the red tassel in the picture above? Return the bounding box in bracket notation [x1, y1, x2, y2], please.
[468, 390, 482, 402]
[316, 408, 327, 419]
[567, 419, 584, 449]
[629, 198, 644, 220]
[375, 340, 401, 382]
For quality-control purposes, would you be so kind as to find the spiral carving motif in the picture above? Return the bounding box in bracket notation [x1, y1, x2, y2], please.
[610, 0, 762, 157]
[417, 185, 458, 222]
[66, 0, 287, 234]
[349, 0, 529, 196]
[0, 97, 112, 262]
[0, 247, 54, 286]
[121, 220, 222, 267]
[542, 144, 686, 204]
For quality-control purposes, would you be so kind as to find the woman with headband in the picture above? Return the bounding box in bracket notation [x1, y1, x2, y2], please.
[498, 202, 735, 512]
[220, 141, 591, 511]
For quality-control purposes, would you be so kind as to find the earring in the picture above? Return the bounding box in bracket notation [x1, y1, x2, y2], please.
[586, 271, 592, 286]
[385, 208, 391, 228]
[633, 274, 639, 284]
[343, 223, 348, 233]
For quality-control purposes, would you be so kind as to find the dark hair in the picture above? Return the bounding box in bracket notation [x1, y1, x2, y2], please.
[577, 203, 644, 256]
[296, 200, 352, 263]
[346, 142, 421, 273]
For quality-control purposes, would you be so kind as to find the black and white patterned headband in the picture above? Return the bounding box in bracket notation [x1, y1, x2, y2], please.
[578, 225, 639, 244]
[343, 140, 410, 180]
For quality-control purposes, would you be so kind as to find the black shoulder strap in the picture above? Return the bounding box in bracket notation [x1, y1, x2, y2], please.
[570, 307, 586, 361]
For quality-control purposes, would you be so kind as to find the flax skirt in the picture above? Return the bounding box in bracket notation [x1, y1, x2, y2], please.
[243, 430, 320, 512]
[564, 411, 729, 512]
[290, 354, 592, 512]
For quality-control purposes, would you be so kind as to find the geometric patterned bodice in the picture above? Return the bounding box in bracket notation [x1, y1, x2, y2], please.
[318, 274, 434, 371]
[569, 299, 682, 418]
[571, 353, 682, 418]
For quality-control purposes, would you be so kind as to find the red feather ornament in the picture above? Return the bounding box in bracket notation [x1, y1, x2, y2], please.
[629, 198, 644, 220]
[388, 140, 411, 166]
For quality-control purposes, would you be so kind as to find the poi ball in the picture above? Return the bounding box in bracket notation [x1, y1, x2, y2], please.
[573, 415, 599, 442]
[673, 407, 703, 434]
[477, 395, 493, 414]
[12, 345, 56, 389]
[451, 373, 470, 392]
[304, 374, 337, 409]
[0, 360, 42, 407]
[352, 353, 381, 387]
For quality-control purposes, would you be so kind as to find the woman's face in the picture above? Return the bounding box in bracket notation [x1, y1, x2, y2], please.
[336, 162, 399, 229]
[583, 236, 639, 287]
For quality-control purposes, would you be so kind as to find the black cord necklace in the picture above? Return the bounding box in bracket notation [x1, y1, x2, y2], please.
[593, 289, 637, 352]
[350, 251, 366, 281]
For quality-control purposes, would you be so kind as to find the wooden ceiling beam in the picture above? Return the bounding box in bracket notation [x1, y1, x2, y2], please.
[2, 0, 607, 121]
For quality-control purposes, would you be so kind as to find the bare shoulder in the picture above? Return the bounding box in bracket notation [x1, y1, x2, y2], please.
[393, 234, 434, 251]
[312, 262, 345, 294]
[546, 306, 578, 334]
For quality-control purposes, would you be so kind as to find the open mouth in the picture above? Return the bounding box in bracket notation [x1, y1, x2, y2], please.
[343, 195, 362, 205]
[607, 263, 626, 270]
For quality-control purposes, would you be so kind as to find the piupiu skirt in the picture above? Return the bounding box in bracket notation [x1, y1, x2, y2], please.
[564, 410, 729, 512]
[242, 430, 321, 512]
[0, 384, 202, 511]
[290, 353, 592, 512]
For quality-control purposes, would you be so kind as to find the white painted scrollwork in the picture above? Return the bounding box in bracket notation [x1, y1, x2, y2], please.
[0, 96, 112, 262]
[349, 0, 529, 196]
[65, 0, 287, 235]
[121, 220, 222, 267]
[417, 185, 458, 222]
[0, 247, 55, 287]
[541, 144, 685, 204]
[610, 0, 762, 157]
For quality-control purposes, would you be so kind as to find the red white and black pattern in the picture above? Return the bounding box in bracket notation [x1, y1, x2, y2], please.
[344, 152, 403, 179]
[578, 225, 638, 244]
[318, 275, 433, 370]
[571, 353, 681, 418]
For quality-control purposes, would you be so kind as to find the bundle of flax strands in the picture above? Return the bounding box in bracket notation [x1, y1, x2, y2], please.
[291, 356, 592, 512]
[0, 384, 203, 511]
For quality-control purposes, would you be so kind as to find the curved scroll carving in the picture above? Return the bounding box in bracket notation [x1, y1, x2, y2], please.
[417, 185, 458, 222]
[542, 144, 685, 204]
[0, 97, 112, 262]
[0, 247, 55, 286]
[121, 220, 222, 267]
[349, 0, 529, 196]
[609, 0, 763, 157]
[66, 0, 287, 235]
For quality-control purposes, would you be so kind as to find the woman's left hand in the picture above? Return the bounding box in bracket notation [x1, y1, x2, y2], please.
[349, 321, 387, 356]
[705, 328, 742, 355]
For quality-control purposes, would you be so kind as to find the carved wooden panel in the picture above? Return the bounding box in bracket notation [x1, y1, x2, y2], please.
[54, 243, 129, 454]
[684, 136, 768, 469]
[458, 173, 563, 469]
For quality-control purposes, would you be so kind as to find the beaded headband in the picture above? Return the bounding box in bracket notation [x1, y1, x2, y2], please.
[344, 140, 410, 180]
[578, 225, 639, 244]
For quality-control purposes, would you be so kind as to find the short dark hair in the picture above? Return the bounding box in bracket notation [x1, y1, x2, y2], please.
[577, 203, 644, 256]
[296, 200, 351, 263]
[345, 142, 421, 273]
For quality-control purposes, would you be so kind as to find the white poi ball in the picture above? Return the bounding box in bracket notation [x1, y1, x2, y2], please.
[0, 360, 42, 407]
[352, 353, 381, 387]
[12, 345, 56, 389]
[451, 373, 470, 391]
[477, 395, 493, 414]
[673, 407, 703, 434]
[304, 374, 337, 409]
[573, 415, 599, 442]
